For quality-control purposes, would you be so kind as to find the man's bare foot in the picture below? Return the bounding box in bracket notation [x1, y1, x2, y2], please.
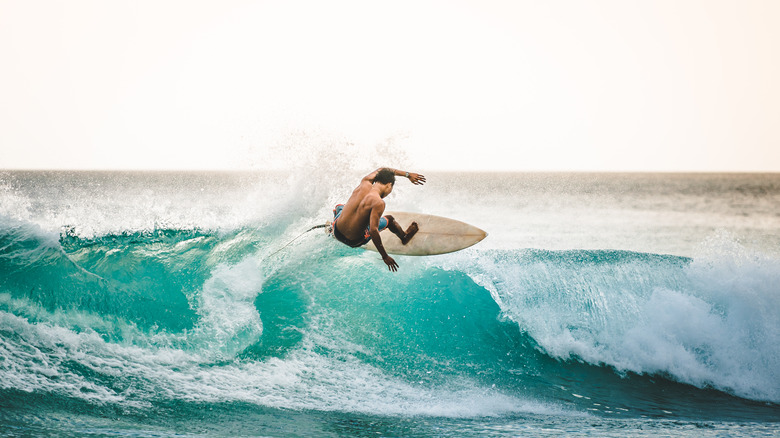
[401, 222, 419, 245]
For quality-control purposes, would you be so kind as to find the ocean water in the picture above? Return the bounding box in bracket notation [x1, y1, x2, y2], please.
[1, 170, 779, 437]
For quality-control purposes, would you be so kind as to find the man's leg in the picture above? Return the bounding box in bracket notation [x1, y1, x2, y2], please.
[383, 215, 419, 245]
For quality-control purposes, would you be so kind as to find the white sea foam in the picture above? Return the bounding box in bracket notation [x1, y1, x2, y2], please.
[181, 258, 266, 359]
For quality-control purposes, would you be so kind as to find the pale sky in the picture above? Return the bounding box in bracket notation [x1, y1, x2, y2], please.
[1, 0, 779, 172]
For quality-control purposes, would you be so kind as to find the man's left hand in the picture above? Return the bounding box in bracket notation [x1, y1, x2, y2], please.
[408, 173, 426, 185]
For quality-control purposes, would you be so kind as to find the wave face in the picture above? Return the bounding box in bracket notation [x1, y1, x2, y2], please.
[1, 171, 779, 435]
[2, 220, 778, 416]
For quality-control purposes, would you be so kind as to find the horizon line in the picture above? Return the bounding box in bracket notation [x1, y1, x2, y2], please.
[3, 168, 779, 175]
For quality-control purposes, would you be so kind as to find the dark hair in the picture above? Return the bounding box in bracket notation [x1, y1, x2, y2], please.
[374, 168, 396, 185]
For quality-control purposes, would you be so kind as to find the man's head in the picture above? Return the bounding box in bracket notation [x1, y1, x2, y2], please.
[374, 168, 395, 198]
[374, 168, 396, 185]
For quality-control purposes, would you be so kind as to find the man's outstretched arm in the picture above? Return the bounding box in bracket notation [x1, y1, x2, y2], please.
[363, 168, 426, 185]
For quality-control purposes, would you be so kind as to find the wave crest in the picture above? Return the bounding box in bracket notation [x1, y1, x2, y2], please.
[453, 246, 780, 403]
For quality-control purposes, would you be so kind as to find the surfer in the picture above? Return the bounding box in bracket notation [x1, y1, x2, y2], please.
[332, 168, 426, 271]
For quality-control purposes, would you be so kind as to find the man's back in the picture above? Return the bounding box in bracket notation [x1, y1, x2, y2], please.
[336, 179, 384, 241]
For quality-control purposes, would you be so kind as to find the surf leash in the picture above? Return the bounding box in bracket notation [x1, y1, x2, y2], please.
[265, 223, 330, 259]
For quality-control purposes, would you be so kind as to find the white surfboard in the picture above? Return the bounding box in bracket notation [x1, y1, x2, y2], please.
[363, 212, 487, 256]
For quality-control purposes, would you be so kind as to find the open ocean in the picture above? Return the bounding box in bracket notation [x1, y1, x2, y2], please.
[1, 170, 779, 437]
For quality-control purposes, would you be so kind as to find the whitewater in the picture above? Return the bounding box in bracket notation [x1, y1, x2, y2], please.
[1, 170, 779, 437]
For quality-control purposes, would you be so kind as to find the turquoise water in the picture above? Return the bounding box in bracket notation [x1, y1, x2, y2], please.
[1, 171, 779, 436]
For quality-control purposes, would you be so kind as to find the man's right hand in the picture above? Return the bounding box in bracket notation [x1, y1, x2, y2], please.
[383, 255, 399, 272]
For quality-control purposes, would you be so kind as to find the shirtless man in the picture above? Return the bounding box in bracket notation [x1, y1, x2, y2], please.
[332, 168, 426, 271]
